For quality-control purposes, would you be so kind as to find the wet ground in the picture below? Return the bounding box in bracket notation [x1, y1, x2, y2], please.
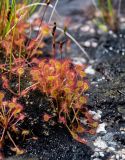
[4, 0, 125, 160]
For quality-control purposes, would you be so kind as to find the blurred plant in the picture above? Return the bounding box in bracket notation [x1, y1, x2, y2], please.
[30, 58, 98, 143]
[0, 0, 50, 73]
[0, 91, 25, 155]
[93, 0, 118, 32]
[98, 0, 118, 31]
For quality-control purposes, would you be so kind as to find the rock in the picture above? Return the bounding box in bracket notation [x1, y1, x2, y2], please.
[96, 123, 107, 134]
[94, 137, 108, 149]
[85, 65, 95, 75]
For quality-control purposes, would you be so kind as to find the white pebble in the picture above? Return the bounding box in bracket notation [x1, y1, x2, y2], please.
[99, 152, 104, 157]
[83, 41, 91, 47]
[81, 25, 90, 32]
[72, 57, 86, 65]
[90, 28, 95, 34]
[116, 154, 120, 160]
[92, 42, 98, 48]
[108, 147, 115, 151]
[96, 123, 107, 133]
[94, 137, 108, 149]
[89, 110, 102, 120]
[85, 65, 95, 75]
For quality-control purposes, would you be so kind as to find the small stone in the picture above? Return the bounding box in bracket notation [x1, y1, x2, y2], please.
[122, 52, 125, 56]
[83, 41, 91, 47]
[90, 28, 95, 34]
[94, 137, 108, 149]
[85, 65, 95, 75]
[95, 148, 101, 152]
[116, 154, 119, 160]
[89, 110, 102, 120]
[81, 25, 90, 32]
[72, 57, 86, 65]
[109, 47, 113, 51]
[92, 42, 98, 48]
[117, 106, 125, 114]
[108, 147, 115, 151]
[96, 123, 107, 133]
[99, 152, 104, 157]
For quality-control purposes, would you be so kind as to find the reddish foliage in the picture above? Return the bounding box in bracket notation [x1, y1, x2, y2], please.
[30, 59, 98, 143]
[0, 91, 25, 154]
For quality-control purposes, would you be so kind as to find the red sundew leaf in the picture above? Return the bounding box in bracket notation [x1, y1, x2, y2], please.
[83, 81, 89, 91]
[74, 102, 82, 109]
[26, 39, 37, 50]
[79, 96, 87, 104]
[14, 38, 24, 46]
[31, 58, 40, 64]
[18, 113, 25, 121]
[84, 112, 94, 123]
[60, 102, 68, 114]
[30, 69, 41, 81]
[36, 50, 43, 55]
[79, 71, 86, 78]
[41, 23, 50, 36]
[59, 116, 66, 124]
[75, 65, 83, 72]
[70, 131, 87, 144]
[14, 58, 25, 65]
[17, 67, 24, 76]
[90, 122, 98, 128]
[0, 92, 4, 102]
[63, 87, 71, 94]
[10, 147, 25, 155]
[13, 108, 22, 115]
[38, 60, 46, 68]
[74, 136, 87, 144]
[8, 102, 16, 109]
[76, 125, 85, 133]
[50, 89, 58, 98]
[2, 40, 11, 56]
[0, 151, 4, 160]
[2, 76, 9, 89]
[22, 130, 29, 136]
[43, 113, 52, 122]
[47, 76, 57, 81]
[77, 81, 84, 87]
[55, 62, 61, 71]
[87, 129, 96, 135]
[17, 22, 30, 33]
[32, 18, 42, 26]
[20, 89, 29, 96]
[11, 125, 19, 133]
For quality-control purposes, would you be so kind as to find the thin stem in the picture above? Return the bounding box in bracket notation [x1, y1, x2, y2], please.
[118, 0, 122, 17]
[7, 131, 18, 149]
[56, 27, 90, 61]
[18, 75, 21, 96]
[5, 12, 27, 37]
[91, 0, 99, 10]
[22, 82, 39, 94]
[16, 3, 59, 16]
[0, 128, 6, 143]
[48, 0, 59, 23]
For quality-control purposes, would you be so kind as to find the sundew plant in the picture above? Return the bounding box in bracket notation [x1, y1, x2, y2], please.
[0, 0, 97, 158]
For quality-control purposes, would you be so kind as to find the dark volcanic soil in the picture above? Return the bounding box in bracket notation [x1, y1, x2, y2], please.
[3, 1, 125, 160]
